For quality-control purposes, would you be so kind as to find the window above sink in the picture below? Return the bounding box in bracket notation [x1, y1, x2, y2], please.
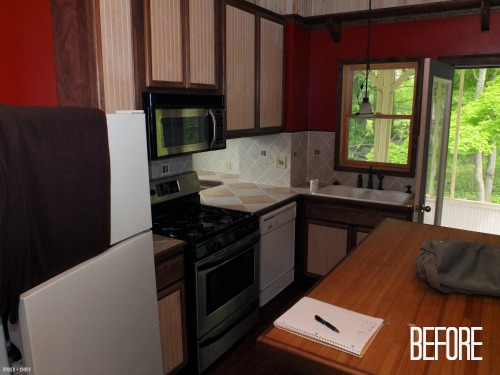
[335, 58, 423, 177]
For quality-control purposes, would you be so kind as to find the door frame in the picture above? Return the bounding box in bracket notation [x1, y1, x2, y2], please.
[414, 59, 454, 223]
[414, 54, 500, 224]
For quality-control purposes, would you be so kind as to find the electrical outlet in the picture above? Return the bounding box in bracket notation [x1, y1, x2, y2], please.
[162, 164, 169, 174]
[275, 156, 287, 169]
[225, 162, 231, 172]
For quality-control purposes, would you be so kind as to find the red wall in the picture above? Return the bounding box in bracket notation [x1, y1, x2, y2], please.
[283, 23, 311, 132]
[0, 0, 58, 106]
[288, 12, 500, 132]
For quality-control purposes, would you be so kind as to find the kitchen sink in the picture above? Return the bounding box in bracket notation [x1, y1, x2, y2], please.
[312, 185, 411, 205]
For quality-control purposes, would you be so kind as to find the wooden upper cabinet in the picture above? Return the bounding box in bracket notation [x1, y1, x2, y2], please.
[225, 5, 256, 131]
[189, 0, 217, 86]
[260, 18, 283, 129]
[225, 2, 284, 135]
[145, 0, 220, 90]
[146, 0, 183, 85]
[97, 0, 137, 113]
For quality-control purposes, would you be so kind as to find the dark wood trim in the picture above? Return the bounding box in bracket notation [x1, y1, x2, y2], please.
[227, 126, 282, 139]
[50, 0, 100, 108]
[220, 0, 227, 95]
[439, 53, 500, 67]
[91, 0, 104, 111]
[225, 0, 283, 22]
[254, 12, 261, 131]
[481, 0, 492, 31]
[181, 0, 190, 89]
[326, 18, 341, 43]
[285, 0, 500, 42]
[131, 0, 146, 110]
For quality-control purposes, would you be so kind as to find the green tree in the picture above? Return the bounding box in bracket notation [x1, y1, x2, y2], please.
[449, 69, 500, 202]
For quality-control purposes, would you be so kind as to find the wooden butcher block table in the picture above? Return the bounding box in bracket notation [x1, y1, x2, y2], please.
[257, 218, 500, 375]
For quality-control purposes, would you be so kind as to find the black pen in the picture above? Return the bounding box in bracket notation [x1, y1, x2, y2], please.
[315, 315, 340, 333]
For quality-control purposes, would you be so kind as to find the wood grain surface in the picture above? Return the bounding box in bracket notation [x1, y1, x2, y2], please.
[257, 218, 500, 374]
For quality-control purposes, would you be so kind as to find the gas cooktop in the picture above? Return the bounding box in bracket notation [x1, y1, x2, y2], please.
[150, 172, 259, 257]
[152, 203, 254, 243]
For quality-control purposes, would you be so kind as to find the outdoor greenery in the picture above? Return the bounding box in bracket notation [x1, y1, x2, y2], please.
[346, 64, 500, 205]
[349, 65, 500, 204]
[348, 67, 415, 164]
[446, 68, 500, 204]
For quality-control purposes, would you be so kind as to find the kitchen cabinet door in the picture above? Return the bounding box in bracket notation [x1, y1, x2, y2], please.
[189, 0, 218, 87]
[97, 0, 137, 113]
[299, 196, 413, 278]
[306, 223, 347, 277]
[225, 4, 256, 131]
[145, 0, 220, 90]
[225, 2, 284, 135]
[260, 17, 283, 129]
[158, 282, 187, 375]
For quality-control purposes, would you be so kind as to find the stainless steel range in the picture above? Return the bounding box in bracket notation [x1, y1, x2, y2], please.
[150, 172, 259, 374]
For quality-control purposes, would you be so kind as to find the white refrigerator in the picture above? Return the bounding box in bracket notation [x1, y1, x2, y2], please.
[1, 112, 162, 375]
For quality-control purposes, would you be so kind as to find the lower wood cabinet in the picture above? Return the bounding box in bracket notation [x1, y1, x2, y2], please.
[307, 223, 347, 276]
[154, 239, 188, 375]
[158, 281, 187, 375]
[300, 195, 413, 278]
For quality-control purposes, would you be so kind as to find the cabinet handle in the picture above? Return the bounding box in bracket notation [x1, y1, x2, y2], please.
[208, 108, 216, 147]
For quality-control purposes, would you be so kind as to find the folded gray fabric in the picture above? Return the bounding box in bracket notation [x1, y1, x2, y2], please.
[416, 239, 500, 296]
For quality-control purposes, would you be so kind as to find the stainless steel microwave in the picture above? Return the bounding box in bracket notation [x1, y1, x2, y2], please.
[144, 93, 226, 159]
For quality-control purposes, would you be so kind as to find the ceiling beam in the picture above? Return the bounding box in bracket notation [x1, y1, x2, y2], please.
[298, 0, 500, 42]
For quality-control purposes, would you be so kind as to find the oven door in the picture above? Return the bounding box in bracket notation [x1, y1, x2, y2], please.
[196, 232, 260, 338]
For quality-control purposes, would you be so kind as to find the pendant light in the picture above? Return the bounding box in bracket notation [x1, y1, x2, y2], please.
[356, 0, 374, 118]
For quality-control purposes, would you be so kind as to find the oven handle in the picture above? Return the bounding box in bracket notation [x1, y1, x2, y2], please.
[197, 232, 259, 271]
[208, 108, 217, 148]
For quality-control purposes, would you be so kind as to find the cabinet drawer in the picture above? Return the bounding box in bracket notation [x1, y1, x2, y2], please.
[305, 201, 410, 228]
[155, 254, 184, 291]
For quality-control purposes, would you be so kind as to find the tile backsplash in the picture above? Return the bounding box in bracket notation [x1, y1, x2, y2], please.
[150, 131, 415, 191]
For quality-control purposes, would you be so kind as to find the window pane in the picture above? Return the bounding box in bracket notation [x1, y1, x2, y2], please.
[351, 67, 415, 116]
[347, 117, 411, 164]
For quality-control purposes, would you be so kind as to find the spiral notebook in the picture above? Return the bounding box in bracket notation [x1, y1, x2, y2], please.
[274, 297, 384, 357]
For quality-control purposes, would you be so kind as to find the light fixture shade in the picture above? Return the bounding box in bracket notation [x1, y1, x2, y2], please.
[356, 97, 374, 117]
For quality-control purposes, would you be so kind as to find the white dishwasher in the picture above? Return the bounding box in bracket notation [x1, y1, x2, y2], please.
[259, 202, 296, 306]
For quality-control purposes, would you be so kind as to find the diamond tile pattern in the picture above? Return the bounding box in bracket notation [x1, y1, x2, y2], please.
[149, 132, 415, 190]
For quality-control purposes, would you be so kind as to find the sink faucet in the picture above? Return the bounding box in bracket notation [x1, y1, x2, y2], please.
[367, 166, 378, 189]
[357, 174, 363, 188]
[377, 171, 384, 190]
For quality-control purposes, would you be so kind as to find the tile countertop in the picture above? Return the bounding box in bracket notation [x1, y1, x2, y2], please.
[197, 171, 303, 213]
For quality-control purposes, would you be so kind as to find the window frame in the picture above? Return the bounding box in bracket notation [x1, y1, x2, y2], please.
[335, 58, 424, 177]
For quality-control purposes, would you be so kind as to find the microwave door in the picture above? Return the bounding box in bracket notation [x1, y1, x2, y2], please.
[160, 109, 209, 155]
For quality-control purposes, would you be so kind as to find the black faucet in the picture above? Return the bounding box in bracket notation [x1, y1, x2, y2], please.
[367, 166, 378, 189]
[357, 174, 363, 188]
[377, 172, 384, 190]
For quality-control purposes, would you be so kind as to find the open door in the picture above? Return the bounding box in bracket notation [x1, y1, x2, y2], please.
[414, 59, 454, 224]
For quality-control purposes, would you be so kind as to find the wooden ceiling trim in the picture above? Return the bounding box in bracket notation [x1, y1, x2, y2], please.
[292, 0, 500, 42]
